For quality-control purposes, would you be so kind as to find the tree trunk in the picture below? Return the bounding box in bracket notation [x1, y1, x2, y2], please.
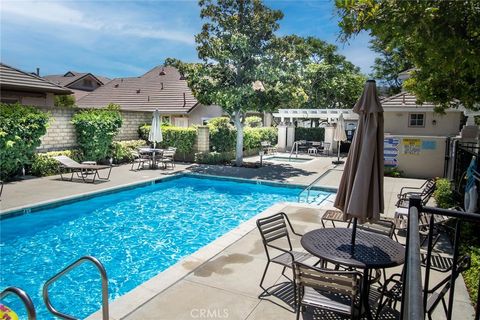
[234, 111, 244, 167]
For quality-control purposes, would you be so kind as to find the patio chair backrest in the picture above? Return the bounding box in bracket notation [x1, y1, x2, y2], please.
[311, 141, 321, 146]
[426, 255, 471, 315]
[256, 213, 292, 249]
[323, 142, 331, 150]
[53, 155, 81, 167]
[260, 141, 270, 147]
[294, 261, 360, 298]
[421, 179, 436, 196]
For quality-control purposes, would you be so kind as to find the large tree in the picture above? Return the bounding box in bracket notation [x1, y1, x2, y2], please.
[194, 0, 284, 166]
[265, 35, 365, 109]
[369, 38, 413, 96]
[336, 0, 480, 111]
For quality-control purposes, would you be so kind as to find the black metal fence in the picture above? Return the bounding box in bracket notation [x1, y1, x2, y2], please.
[452, 141, 479, 202]
[403, 196, 480, 320]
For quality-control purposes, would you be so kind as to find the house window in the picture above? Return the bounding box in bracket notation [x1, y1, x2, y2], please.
[409, 113, 425, 127]
[174, 117, 189, 128]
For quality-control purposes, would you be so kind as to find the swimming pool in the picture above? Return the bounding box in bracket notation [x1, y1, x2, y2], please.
[264, 156, 313, 163]
[0, 175, 333, 319]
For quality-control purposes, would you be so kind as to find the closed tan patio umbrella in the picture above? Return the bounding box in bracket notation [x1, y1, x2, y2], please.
[334, 80, 384, 246]
[332, 113, 348, 165]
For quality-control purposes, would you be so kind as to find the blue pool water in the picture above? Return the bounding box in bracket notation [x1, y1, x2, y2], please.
[0, 176, 333, 319]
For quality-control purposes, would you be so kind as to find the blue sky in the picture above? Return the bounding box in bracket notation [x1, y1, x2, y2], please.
[0, 0, 377, 79]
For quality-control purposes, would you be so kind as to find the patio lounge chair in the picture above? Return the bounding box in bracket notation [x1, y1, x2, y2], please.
[53, 156, 112, 183]
[256, 213, 319, 298]
[396, 178, 436, 209]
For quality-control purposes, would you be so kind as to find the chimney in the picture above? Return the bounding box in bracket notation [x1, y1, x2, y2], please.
[36, 67, 40, 76]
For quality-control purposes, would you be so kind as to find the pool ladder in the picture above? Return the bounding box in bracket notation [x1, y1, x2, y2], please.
[0, 286, 36, 319]
[1, 255, 109, 320]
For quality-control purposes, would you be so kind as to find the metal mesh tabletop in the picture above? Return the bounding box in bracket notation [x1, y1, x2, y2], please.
[301, 228, 405, 269]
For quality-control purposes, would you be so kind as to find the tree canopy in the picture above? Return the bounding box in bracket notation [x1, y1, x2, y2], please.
[194, 0, 285, 165]
[336, 0, 480, 111]
[369, 38, 413, 96]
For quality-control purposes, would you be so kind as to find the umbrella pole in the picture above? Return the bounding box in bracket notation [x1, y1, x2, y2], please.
[351, 217, 358, 248]
[332, 141, 344, 165]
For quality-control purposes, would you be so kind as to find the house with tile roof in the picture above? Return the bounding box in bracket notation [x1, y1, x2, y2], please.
[76, 65, 223, 127]
[44, 71, 110, 101]
[0, 63, 72, 106]
[381, 91, 465, 137]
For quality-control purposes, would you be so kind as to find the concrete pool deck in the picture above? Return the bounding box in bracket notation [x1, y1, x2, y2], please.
[1, 154, 472, 319]
[0, 154, 424, 217]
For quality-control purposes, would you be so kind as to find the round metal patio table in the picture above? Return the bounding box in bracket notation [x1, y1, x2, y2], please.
[301, 228, 405, 320]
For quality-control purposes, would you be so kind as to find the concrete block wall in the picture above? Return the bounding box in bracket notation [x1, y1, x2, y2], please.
[37, 108, 153, 151]
[195, 126, 210, 153]
[115, 111, 152, 141]
[38, 107, 77, 151]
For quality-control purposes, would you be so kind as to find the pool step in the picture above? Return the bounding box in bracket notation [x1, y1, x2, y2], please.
[298, 190, 331, 206]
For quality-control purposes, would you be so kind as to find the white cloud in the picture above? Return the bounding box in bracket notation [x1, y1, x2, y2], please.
[0, 0, 195, 45]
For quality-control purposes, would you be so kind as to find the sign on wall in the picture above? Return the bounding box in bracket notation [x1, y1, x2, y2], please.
[403, 138, 421, 155]
[384, 137, 400, 167]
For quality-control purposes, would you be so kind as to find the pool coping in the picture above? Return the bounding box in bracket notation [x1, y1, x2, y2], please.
[0, 172, 337, 219]
[85, 201, 323, 320]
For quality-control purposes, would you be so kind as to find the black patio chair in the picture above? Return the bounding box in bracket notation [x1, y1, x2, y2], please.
[293, 261, 362, 320]
[396, 178, 436, 208]
[256, 213, 318, 296]
[375, 255, 471, 320]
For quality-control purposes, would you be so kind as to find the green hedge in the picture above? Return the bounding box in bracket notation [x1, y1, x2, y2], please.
[31, 149, 84, 177]
[207, 117, 236, 152]
[0, 103, 50, 180]
[195, 151, 234, 165]
[109, 140, 147, 164]
[433, 178, 454, 208]
[138, 124, 196, 160]
[244, 127, 277, 150]
[295, 127, 325, 142]
[71, 105, 123, 161]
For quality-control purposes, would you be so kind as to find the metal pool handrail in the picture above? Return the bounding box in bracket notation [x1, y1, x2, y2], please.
[0, 286, 36, 320]
[297, 171, 330, 203]
[43, 255, 109, 320]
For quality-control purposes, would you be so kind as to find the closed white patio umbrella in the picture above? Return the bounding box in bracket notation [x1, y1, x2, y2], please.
[149, 109, 163, 149]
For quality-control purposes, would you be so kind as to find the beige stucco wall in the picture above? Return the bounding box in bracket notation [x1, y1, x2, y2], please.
[1, 91, 55, 107]
[384, 111, 462, 136]
[188, 104, 224, 125]
[387, 135, 447, 179]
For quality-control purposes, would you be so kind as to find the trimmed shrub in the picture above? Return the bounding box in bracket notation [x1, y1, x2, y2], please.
[138, 124, 150, 141]
[71, 104, 123, 161]
[109, 140, 146, 164]
[244, 127, 277, 151]
[195, 151, 234, 165]
[245, 116, 262, 127]
[138, 124, 197, 160]
[295, 127, 325, 142]
[207, 117, 236, 152]
[31, 149, 84, 177]
[433, 178, 454, 208]
[0, 103, 50, 180]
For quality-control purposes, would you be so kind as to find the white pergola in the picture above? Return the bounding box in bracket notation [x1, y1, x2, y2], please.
[272, 109, 359, 124]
